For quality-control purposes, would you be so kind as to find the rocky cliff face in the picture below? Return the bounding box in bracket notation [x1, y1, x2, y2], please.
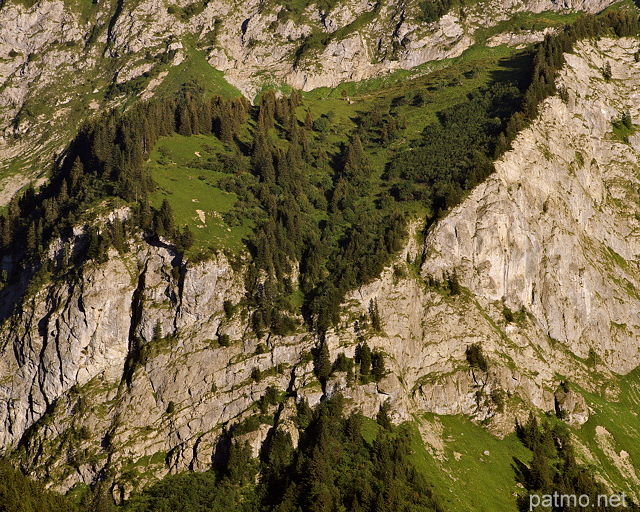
[0, 0, 616, 202]
[1, 36, 640, 498]
[424, 37, 640, 374]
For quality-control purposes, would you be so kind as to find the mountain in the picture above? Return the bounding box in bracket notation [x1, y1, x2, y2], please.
[1, 0, 640, 510]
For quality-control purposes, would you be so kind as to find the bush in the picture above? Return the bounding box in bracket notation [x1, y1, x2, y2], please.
[223, 300, 235, 318]
[234, 415, 261, 435]
[465, 343, 488, 372]
[332, 352, 352, 373]
[251, 367, 262, 382]
[312, 117, 330, 132]
[257, 386, 282, 413]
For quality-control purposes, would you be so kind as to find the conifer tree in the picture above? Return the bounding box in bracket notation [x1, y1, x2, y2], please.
[304, 110, 313, 130]
[314, 340, 332, 384]
[357, 342, 372, 380]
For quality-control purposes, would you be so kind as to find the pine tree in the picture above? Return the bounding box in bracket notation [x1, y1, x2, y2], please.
[358, 342, 372, 381]
[258, 90, 276, 132]
[176, 224, 194, 252]
[251, 132, 276, 183]
[177, 103, 193, 136]
[112, 220, 124, 253]
[59, 179, 69, 205]
[343, 134, 365, 179]
[0, 215, 10, 249]
[304, 110, 314, 130]
[138, 199, 152, 232]
[26, 221, 37, 255]
[314, 341, 332, 384]
[219, 100, 234, 142]
[376, 401, 393, 430]
[226, 440, 258, 485]
[371, 351, 385, 381]
[157, 199, 175, 237]
[369, 298, 382, 331]
[153, 320, 162, 341]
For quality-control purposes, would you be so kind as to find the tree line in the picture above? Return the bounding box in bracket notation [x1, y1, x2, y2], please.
[514, 413, 640, 511]
[122, 393, 443, 512]
[0, 84, 248, 273]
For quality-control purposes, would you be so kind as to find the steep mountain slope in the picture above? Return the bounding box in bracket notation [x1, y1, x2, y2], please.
[1, 33, 640, 507]
[425, 37, 640, 375]
[0, 0, 616, 202]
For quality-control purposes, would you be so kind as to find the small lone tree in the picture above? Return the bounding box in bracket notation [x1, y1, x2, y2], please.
[314, 340, 332, 384]
[371, 350, 386, 381]
[369, 298, 382, 332]
[377, 400, 393, 430]
[356, 342, 372, 382]
[153, 320, 162, 341]
[465, 343, 488, 372]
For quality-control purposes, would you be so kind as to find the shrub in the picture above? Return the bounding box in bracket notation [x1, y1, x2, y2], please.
[223, 300, 235, 318]
[465, 343, 488, 372]
[333, 353, 353, 373]
[251, 367, 262, 382]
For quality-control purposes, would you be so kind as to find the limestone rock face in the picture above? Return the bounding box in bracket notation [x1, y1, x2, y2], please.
[423, 38, 640, 374]
[554, 385, 589, 426]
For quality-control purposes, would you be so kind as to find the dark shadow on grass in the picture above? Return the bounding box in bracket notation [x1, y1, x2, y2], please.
[488, 50, 535, 92]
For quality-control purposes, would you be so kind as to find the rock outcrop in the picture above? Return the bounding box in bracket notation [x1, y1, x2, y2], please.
[423, 38, 640, 374]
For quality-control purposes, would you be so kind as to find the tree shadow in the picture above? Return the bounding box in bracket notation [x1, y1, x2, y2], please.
[488, 50, 535, 92]
[512, 456, 533, 512]
[511, 455, 530, 486]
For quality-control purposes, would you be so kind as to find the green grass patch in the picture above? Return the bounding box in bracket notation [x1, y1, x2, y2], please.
[154, 39, 242, 100]
[473, 10, 581, 43]
[303, 44, 531, 144]
[406, 415, 532, 512]
[611, 119, 638, 144]
[147, 134, 252, 254]
[570, 370, 640, 498]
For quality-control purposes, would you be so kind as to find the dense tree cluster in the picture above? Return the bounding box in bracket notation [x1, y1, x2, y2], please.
[0, 457, 77, 512]
[226, 89, 408, 335]
[507, 10, 639, 136]
[1, 8, 637, 336]
[386, 83, 522, 217]
[260, 393, 443, 512]
[0, 83, 246, 267]
[121, 394, 443, 512]
[514, 414, 640, 511]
